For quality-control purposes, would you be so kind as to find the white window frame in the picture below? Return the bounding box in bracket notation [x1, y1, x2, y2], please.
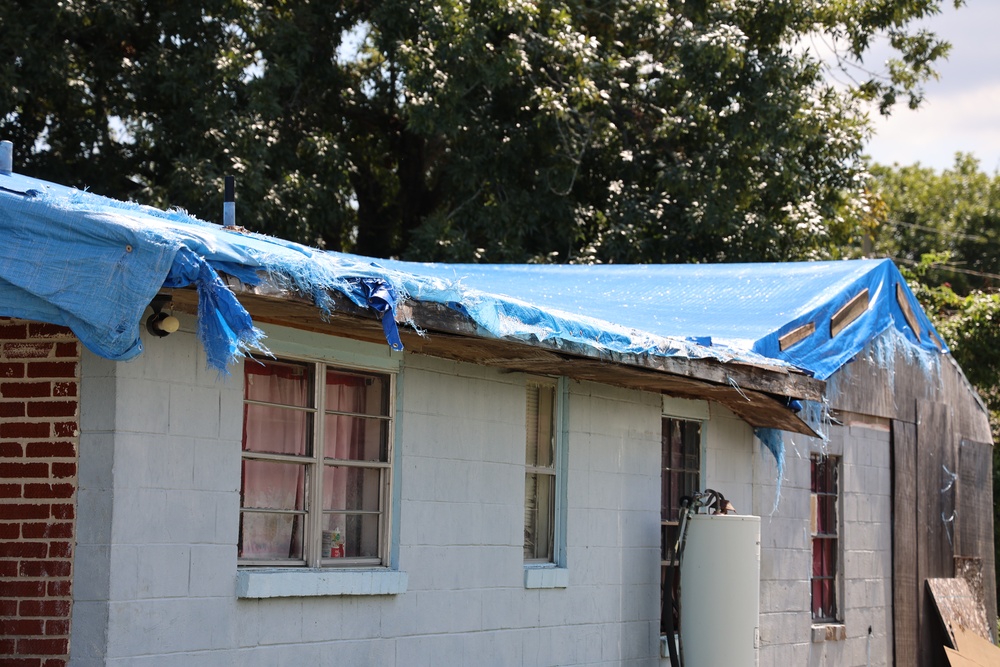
[810, 453, 841, 623]
[524, 377, 569, 588]
[234, 325, 406, 598]
[239, 354, 395, 570]
[659, 396, 708, 655]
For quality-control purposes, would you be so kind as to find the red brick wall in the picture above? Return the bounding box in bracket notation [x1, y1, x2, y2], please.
[0, 319, 80, 667]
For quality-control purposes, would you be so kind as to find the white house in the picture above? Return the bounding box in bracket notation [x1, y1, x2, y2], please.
[0, 158, 992, 667]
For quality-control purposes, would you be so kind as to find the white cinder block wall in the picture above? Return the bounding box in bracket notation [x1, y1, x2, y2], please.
[71, 318, 895, 666]
[753, 423, 894, 667]
[71, 321, 668, 666]
[73, 317, 245, 666]
[703, 404, 755, 516]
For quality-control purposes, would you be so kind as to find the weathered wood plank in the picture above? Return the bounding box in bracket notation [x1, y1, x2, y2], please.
[927, 577, 990, 645]
[828, 353, 894, 419]
[197, 280, 827, 402]
[917, 400, 956, 666]
[893, 419, 919, 667]
[831, 288, 869, 338]
[957, 439, 997, 642]
[165, 284, 820, 434]
[896, 282, 922, 341]
[778, 321, 815, 351]
[917, 400, 957, 580]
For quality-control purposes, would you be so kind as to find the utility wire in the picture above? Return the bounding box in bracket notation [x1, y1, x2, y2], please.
[887, 219, 989, 243]
[891, 256, 1000, 282]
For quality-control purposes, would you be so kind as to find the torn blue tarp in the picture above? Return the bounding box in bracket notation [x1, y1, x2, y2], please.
[0, 169, 947, 382]
[375, 257, 947, 381]
[0, 171, 411, 373]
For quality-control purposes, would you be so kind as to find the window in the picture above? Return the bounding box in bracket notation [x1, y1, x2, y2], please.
[661, 417, 701, 636]
[524, 380, 557, 562]
[239, 357, 393, 568]
[811, 454, 839, 621]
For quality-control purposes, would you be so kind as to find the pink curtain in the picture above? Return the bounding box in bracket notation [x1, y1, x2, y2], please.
[240, 361, 310, 559]
[240, 363, 382, 560]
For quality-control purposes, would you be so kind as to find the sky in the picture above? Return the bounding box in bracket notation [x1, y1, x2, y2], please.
[859, 0, 1000, 172]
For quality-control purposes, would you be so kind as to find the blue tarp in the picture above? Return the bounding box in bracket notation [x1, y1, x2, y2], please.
[0, 170, 947, 382]
[376, 258, 946, 380]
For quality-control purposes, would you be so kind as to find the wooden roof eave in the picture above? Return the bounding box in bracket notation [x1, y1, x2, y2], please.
[163, 278, 824, 437]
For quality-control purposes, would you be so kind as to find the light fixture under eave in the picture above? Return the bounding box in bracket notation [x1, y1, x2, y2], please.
[146, 294, 180, 337]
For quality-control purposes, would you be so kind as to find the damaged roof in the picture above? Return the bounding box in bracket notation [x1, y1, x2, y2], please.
[0, 167, 948, 434]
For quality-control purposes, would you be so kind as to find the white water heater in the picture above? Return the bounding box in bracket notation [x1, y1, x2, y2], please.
[679, 514, 761, 667]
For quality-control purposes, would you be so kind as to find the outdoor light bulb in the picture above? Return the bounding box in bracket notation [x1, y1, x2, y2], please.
[146, 309, 180, 337]
[158, 315, 180, 334]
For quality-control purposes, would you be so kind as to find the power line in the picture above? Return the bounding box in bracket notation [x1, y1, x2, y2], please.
[890, 256, 1000, 281]
[887, 219, 989, 243]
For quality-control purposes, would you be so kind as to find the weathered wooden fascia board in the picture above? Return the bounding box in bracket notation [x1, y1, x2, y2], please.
[397, 299, 824, 402]
[177, 277, 824, 404]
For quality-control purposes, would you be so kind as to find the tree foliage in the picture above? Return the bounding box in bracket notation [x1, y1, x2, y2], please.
[868, 160, 1000, 614]
[869, 155, 1000, 292]
[1, 0, 961, 263]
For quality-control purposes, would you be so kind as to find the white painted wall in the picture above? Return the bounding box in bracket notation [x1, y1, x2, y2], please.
[71, 320, 667, 666]
[70, 318, 895, 666]
[752, 422, 894, 667]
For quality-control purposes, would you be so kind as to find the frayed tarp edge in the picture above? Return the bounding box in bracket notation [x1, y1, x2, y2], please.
[754, 427, 785, 512]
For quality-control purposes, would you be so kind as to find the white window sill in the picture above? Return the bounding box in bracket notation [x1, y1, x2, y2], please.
[523, 566, 569, 589]
[811, 623, 846, 643]
[236, 568, 408, 598]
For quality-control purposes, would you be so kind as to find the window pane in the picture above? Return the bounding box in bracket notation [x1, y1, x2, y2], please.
[239, 511, 305, 560]
[243, 403, 310, 456]
[322, 512, 380, 559]
[241, 460, 307, 511]
[815, 496, 837, 535]
[241, 357, 394, 568]
[680, 422, 701, 467]
[812, 576, 836, 620]
[661, 417, 701, 637]
[662, 523, 680, 563]
[245, 359, 313, 407]
[810, 454, 840, 621]
[526, 384, 555, 469]
[821, 578, 836, 618]
[662, 418, 702, 521]
[811, 578, 825, 617]
[322, 465, 381, 512]
[661, 471, 674, 522]
[664, 419, 681, 469]
[813, 537, 837, 577]
[524, 472, 555, 560]
[326, 369, 389, 416]
[324, 414, 388, 462]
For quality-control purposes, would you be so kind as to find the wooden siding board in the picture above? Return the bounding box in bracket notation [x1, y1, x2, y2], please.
[926, 577, 990, 645]
[777, 322, 815, 351]
[893, 419, 919, 667]
[917, 400, 956, 666]
[917, 400, 957, 581]
[169, 283, 825, 403]
[958, 439, 997, 641]
[896, 282, 922, 341]
[830, 288, 870, 338]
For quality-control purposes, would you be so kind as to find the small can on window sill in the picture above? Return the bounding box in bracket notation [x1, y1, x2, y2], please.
[322, 529, 345, 558]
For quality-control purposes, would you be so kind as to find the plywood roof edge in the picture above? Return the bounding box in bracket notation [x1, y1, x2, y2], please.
[210, 276, 825, 402]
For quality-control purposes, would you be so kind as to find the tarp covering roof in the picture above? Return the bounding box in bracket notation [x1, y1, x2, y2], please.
[385, 258, 947, 380]
[0, 169, 947, 382]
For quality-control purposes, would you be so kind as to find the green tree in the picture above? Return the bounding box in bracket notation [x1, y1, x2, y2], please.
[0, 1, 250, 202]
[868, 155, 1000, 292]
[1, 0, 962, 262]
[867, 160, 1000, 614]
